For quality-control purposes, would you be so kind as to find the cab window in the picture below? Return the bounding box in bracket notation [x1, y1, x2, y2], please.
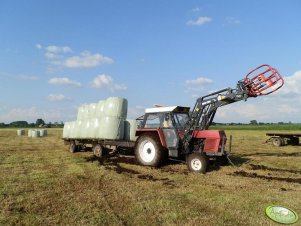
[174, 113, 189, 128]
[144, 113, 162, 128]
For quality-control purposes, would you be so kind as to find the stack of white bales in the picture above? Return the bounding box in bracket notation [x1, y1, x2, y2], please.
[63, 97, 137, 140]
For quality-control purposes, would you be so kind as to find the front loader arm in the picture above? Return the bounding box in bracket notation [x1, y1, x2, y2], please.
[181, 64, 284, 154]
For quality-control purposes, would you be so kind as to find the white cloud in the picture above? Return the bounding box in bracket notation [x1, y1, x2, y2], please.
[185, 77, 213, 93]
[278, 104, 299, 113]
[53, 51, 113, 68]
[16, 75, 39, 80]
[36, 44, 42, 49]
[226, 17, 241, 25]
[213, 70, 301, 123]
[277, 70, 301, 96]
[46, 45, 72, 53]
[187, 16, 212, 26]
[47, 94, 70, 102]
[43, 45, 72, 59]
[0, 107, 62, 123]
[128, 105, 145, 119]
[45, 52, 60, 59]
[192, 7, 200, 12]
[37, 45, 113, 70]
[90, 74, 127, 92]
[48, 77, 81, 87]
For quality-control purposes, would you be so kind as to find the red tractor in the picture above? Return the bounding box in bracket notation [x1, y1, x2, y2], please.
[134, 65, 284, 173]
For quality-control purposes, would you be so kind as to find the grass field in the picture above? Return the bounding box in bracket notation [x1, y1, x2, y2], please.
[0, 128, 300, 225]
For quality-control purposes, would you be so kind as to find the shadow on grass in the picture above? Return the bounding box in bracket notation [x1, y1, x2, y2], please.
[226, 155, 250, 167]
[206, 156, 249, 172]
[85, 154, 178, 188]
[231, 170, 301, 184]
[241, 152, 301, 157]
[85, 154, 140, 175]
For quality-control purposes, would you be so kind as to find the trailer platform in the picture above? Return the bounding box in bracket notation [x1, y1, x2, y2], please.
[265, 132, 301, 146]
[63, 138, 136, 156]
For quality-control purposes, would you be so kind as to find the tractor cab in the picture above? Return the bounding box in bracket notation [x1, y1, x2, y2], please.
[136, 106, 190, 158]
[140, 106, 190, 130]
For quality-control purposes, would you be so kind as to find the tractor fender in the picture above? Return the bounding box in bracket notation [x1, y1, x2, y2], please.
[135, 128, 167, 148]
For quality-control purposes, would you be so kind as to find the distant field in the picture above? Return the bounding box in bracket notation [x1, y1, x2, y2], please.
[0, 128, 300, 225]
[211, 124, 301, 130]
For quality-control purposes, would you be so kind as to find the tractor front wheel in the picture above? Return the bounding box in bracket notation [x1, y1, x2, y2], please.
[187, 153, 208, 173]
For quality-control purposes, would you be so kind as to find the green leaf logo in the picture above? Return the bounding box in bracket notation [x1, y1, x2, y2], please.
[266, 205, 298, 224]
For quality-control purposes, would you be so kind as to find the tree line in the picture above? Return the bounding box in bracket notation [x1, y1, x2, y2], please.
[0, 119, 64, 128]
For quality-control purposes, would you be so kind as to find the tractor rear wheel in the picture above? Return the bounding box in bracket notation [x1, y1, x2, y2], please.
[187, 153, 208, 173]
[135, 134, 164, 167]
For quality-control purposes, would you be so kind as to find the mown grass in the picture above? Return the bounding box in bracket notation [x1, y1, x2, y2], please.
[0, 128, 300, 225]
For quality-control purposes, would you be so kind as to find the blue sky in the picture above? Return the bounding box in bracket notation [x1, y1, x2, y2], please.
[0, 0, 301, 123]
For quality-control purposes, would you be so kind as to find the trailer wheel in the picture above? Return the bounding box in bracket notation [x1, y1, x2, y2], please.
[272, 137, 284, 147]
[135, 134, 164, 167]
[69, 141, 77, 153]
[187, 153, 208, 173]
[93, 144, 103, 158]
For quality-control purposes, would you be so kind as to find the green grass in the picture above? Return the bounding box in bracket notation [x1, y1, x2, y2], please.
[211, 124, 301, 130]
[0, 128, 300, 225]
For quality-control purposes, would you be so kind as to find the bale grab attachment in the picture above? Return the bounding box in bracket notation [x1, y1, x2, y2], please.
[243, 64, 284, 96]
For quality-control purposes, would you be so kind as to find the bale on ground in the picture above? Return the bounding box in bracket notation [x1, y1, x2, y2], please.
[39, 129, 47, 137]
[32, 130, 40, 138]
[28, 129, 33, 137]
[17, 129, 25, 136]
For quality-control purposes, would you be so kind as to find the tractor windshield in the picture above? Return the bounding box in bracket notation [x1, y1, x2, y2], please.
[174, 113, 189, 128]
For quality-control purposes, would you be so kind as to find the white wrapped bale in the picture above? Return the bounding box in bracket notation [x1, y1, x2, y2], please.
[96, 116, 124, 140]
[103, 97, 128, 118]
[124, 120, 138, 141]
[63, 122, 71, 138]
[69, 121, 76, 138]
[77, 104, 89, 120]
[82, 119, 93, 138]
[39, 129, 47, 137]
[17, 129, 25, 136]
[28, 129, 33, 137]
[88, 103, 97, 118]
[32, 130, 40, 137]
[88, 118, 99, 138]
[95, 100, 105, 118]
[75, 120, 84, 138]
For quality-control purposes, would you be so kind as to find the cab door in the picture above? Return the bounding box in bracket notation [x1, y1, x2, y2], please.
[161, 113, 179, 157]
